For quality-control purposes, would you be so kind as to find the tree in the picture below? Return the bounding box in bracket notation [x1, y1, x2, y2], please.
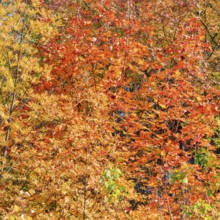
[42, 0, 219, 218]
[1, 0, 219, 219]
[0, 0, 56, 218]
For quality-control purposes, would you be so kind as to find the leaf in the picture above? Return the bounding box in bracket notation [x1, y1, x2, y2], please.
[13, 205, 21, 212]
[182, 176, 188, 184]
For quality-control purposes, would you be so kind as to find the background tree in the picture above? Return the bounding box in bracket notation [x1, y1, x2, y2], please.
[0, 0, 57, 218]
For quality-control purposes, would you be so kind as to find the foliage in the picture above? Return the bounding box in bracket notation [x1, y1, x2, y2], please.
[0, 0, 219, 219]
[101, 166, 127, 202]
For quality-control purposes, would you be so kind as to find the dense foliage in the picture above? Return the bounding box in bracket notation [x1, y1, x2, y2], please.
[0, 0, 219, 219]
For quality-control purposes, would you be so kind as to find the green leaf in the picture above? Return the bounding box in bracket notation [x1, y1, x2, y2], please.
[207, 190, 213, 196]
[105, 170, 111, 179]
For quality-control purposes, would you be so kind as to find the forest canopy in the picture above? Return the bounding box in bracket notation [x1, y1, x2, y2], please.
[0, 0, 219, 219]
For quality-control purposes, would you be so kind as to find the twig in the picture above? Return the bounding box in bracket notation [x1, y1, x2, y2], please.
[200, 20, 220, 49]
[164, 184, 174, 220]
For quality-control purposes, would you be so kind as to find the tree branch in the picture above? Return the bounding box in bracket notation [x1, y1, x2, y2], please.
[200, 19, 220, 49]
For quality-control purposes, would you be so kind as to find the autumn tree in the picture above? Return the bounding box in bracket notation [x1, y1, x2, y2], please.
[41, 0, 219, 218]
[0, 0, 219, 219]
[0, 0, 57, 218]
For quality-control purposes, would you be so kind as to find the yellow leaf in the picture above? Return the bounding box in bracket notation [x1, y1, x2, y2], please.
[174, 70, 181, 78]
[13, 205, 21, 212]
[183, 176, 188, 184]
[159, 103, 166, 109]
[137, 59, 144, 65]
[160, 150, 166, 157]
[109, 66, 121, 78]
[133, 48, 139, 53]
[196, 95, 202, 101]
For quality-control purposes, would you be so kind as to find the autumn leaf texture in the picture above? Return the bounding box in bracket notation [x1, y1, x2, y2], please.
[0, 0, 219, 219]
